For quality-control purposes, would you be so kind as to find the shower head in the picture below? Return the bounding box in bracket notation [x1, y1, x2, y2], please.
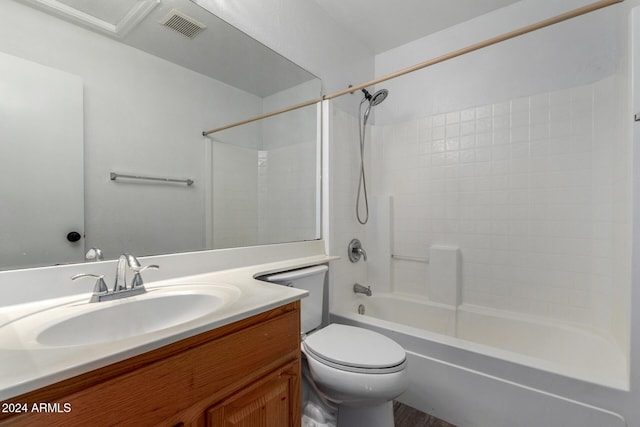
[357, 88, 388, 224]
[370, 89, 389, 106]
[361, 88, 389, 124]
[361, 88, 389, 106]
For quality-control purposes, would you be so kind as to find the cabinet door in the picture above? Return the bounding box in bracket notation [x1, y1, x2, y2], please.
[207, 361, 300, 427]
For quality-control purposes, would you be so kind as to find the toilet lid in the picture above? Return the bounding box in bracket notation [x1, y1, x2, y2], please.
[303, 324, 406, 372]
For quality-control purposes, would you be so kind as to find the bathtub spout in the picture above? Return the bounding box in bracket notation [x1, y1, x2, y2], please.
[353, 283, 372, 296]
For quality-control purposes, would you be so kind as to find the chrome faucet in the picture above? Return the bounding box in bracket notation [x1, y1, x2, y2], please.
[72, 253, 159, 303]
[353, 283, 372, 296]
[115, 253, 141, 292]
[114, 253, 159, 292]
[348, 239, 367, 263]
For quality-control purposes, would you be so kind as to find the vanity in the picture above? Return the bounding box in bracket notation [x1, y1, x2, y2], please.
[0, 245, 335, 426]
[0, 302, 300, 426]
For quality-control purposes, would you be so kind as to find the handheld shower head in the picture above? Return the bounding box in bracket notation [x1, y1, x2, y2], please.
[361, 88, 389, 106]
[361, 88, 389, 124]
[370, 89, 389, 106]
[357, 87, 389, 225]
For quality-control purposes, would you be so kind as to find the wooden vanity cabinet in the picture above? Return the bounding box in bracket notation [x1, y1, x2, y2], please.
[0, 301, 301, 427]
[206, 359, 300, 426]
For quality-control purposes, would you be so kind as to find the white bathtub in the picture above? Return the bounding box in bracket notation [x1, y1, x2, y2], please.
[332, 293, 628, 427]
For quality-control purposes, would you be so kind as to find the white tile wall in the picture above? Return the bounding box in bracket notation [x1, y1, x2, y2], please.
[212, 94, 320, 249]
[212, 140, 317, 249]
[374, 76, 628, 332]
[212, 141, 259, 249]
[258, 142, 317, 245]
[328, 107, 370, 310]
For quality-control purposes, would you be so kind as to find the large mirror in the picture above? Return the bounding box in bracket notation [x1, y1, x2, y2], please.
[0, 0, 322, 271]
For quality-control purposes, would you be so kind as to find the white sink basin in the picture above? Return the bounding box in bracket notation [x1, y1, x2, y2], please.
[1, 283, 241, 348]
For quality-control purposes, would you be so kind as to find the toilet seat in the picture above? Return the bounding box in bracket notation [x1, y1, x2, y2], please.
[303, 324, 407, 374]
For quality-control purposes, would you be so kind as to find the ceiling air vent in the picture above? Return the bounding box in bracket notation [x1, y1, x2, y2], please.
[160, 9, 206, 39]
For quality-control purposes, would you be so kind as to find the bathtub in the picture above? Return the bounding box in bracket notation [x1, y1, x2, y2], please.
[331, 293, 628, 427]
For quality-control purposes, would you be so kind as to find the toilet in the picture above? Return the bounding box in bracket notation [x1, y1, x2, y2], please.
[260, 265, 408, 427]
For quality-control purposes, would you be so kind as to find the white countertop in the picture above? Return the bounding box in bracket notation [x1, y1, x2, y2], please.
[0, 254, 335, 401]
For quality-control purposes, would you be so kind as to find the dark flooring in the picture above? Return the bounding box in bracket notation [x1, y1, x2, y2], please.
[393, 401, 458, 427]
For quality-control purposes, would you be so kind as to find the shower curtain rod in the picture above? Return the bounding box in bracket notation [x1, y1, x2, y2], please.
[202, 0, 622, 136]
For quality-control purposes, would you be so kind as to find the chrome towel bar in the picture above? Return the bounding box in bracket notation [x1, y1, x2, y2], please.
[110, 172, 194, 186]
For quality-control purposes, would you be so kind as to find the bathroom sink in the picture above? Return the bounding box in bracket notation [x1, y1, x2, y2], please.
[2, 283, 241, 348]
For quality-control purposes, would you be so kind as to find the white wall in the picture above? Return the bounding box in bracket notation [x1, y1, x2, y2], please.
[211, 142, 259, 249]
[193, 0, 375, 115]
[329, 0, 629, 310]
[258, 143, 318, 244]
[190, 0, 378, 251]
[0, 51, 85, 269]
[210, 137, 318, 249]
[262, 80, 321, 150]
[0, 0, 263, 260]
[326, 106, 369, 309]
[365, 0, 633, 349]
[373, 0, 619, 125]
[209, 79, 321, 249]
[259, 81, 321, 245]
[374, 77, 625, 334]
[328, 0, 640, 425]
[1, 0, 323, 260]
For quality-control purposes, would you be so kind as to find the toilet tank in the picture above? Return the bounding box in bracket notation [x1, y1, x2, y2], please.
[260, 265, 328, 334]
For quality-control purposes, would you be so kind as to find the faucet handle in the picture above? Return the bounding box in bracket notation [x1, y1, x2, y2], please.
[130, 264, 159, 288]
[71, 273, 108, 295]
[348, 239, 367, 263]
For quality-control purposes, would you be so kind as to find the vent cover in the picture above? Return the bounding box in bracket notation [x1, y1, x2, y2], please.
[160, 9, 206, 39]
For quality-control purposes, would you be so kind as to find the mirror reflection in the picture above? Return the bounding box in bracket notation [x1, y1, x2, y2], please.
[0, 0, 322, 271]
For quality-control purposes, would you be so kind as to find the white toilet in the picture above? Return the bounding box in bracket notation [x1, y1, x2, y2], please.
[261, 265, 409, 427]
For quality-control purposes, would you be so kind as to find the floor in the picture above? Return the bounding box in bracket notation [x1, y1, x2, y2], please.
[393, 402, 458, 427]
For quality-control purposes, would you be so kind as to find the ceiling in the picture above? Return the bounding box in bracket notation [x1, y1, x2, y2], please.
[20, 0, 318, 98]
[22, 0, 524, 95]
[312, 0, 522, 54]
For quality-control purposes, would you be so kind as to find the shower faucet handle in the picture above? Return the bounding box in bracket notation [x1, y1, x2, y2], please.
[348, 238, 367, 263]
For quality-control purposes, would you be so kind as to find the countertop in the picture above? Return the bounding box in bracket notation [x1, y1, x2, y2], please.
[0, 254, 335, 401]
